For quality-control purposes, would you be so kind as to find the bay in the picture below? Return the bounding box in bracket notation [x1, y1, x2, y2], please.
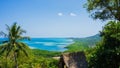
[0, 38, 74, 51]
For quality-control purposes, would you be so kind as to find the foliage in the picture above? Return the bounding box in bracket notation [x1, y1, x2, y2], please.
[0, 23, 31, 68]
[65, 41, 89, 52]
[30, 49, 60, 68]
[85, 0, 120, 21]
[18, 56, 58, 68]
[66, 34, 100, 52]
[85, 0, 120, 67]
[0, 48, 59, 68]
[72, 34, 100, 47]
[0, 23, 60, 68]
[32, 49, 61, 58]
[87, 21, 120, 68]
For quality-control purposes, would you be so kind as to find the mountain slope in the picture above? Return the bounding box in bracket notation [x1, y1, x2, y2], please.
[71, 34, 101, 46]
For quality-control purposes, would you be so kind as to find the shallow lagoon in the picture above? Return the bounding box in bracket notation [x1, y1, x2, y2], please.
[0, 38, 74, 51]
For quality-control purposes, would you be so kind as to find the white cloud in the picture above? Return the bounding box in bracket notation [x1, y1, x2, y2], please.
[58, 13, 63, 16]
[70, 13, 77, 16]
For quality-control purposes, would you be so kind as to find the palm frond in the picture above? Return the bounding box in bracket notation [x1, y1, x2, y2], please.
[19, 29, 26, 35]
[18, 36, 30, 41]
[0, 31, 8, 38]
[0, 43, 14, 58]
[6, 43, 14, 57]
[11, 23, 17, 37]
[15, 42, 29, 57]
[5, 24, 11, 32]
[0, 43, 9, 55]
[5, 24, 12, 40]
[16, 26, 20, 36]
[1, 23, 30, 67]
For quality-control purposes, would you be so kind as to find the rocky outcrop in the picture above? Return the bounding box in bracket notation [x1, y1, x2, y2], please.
[59, 52, 88, 68]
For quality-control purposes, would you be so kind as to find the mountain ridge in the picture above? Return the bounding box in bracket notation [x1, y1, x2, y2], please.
[71, 34, 101, 46]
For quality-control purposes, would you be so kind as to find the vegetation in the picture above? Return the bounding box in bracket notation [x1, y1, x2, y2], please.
[65, 41, 89, 52]
[0, 22, 119, 68]
[65, 34, 100, 52]
[0, 0, 120, 68]
[85, 0, 120, 68]
[31, 49, 59, 68]
[32, 49, 61, 57]
[85, 0, 120, 21]
[0, 23, 31, 68]
[87, 21, 120, 68]
[19, 49, 60, 68]
[0, 23, 59, 68]
[0, 22, 100, 67]
[72, 34, 100, 46]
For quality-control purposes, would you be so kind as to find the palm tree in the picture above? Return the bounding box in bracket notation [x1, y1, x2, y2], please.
[0, 23, 30, 68]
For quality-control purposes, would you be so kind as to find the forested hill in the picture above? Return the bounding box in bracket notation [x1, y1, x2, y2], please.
[71, 34, 101, 46]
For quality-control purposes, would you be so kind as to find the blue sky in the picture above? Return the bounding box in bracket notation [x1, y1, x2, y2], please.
[0, 0, 105, 38]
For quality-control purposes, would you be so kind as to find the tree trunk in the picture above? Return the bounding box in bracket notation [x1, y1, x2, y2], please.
[14, 52, 18, 68]
[5, 56, 8, 68]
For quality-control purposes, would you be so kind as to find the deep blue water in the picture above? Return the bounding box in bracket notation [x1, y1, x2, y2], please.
[0, 38, 74, 51]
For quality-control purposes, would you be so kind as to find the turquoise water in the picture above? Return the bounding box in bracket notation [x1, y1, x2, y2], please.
[0, 38, 73, 51]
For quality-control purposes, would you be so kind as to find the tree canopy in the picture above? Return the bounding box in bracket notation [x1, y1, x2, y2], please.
[0, 23, 30, 68]
[88, 21, 120, 68]
[85, 0, 120, 21]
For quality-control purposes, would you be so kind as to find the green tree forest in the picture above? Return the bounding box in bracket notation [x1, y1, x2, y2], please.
[86, 0, 120, 68]
[0, 0, 120, 68]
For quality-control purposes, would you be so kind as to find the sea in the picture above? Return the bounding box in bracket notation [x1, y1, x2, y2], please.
[0, 38, 74, 51]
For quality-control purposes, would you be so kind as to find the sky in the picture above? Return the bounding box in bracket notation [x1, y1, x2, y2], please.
[0, 0, 105, 38]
